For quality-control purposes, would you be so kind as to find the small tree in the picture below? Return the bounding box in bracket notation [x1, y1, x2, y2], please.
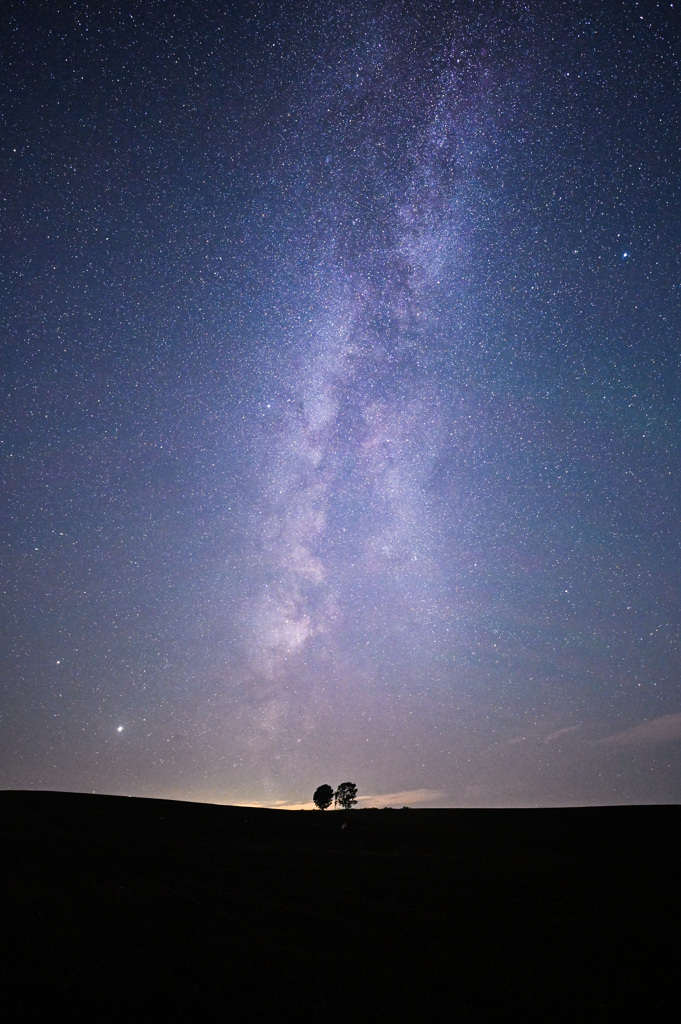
[335, 782, 358, 810]
[313, 784, 334, 811]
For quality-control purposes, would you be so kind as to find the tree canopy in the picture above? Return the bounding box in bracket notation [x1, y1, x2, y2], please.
[335, 782, 358, 810]
[313, 784, 334, 810]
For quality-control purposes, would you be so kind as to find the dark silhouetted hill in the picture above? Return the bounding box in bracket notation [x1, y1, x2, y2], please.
[2, 791, 679, 1019]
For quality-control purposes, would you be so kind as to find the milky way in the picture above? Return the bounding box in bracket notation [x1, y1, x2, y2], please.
[1, 1, 679, 807]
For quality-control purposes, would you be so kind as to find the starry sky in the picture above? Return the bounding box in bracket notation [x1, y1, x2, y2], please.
[1, 0, 680, 808]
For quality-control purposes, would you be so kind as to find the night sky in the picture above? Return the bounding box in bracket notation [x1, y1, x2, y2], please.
[2, 1, 680, 808]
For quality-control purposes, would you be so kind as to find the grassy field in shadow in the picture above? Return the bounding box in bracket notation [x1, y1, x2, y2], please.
[2, 791, 679, 1018]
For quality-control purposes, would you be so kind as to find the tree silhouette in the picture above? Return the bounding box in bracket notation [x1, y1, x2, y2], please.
[335, 782, 358, 810]
[313, 784, 334, 811]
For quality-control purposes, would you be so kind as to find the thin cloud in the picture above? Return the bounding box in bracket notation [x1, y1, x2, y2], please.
[545, 725, 582, 743]
[593, 712, 681, 748]
[254, 788, 449, 811]
[356, 789, 447, 808]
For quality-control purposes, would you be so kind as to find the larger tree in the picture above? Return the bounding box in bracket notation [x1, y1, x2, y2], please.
[313, 784, 334, 811]
[335, 782, 358, 810]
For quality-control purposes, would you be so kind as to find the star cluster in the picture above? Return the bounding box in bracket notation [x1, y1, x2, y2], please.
[1, 1, 679, 807]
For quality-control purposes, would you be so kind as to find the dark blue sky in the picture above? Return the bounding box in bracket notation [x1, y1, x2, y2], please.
[1, 0, 680, 807]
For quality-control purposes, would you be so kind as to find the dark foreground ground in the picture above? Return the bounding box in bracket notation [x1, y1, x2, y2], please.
[1, 792, 679, 1020]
